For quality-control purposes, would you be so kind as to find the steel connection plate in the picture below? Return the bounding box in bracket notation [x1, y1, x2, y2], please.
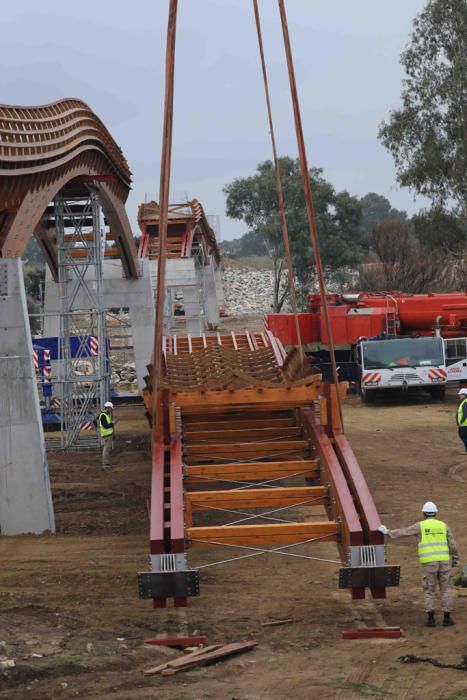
[137, 570, 200, 599]
[339, 566, 400, 589]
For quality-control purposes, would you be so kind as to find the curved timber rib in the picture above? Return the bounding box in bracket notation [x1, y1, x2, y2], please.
[0, 98, 138, 279]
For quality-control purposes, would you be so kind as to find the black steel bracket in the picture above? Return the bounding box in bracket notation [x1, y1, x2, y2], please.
[137, 570, 200, 599]
[339, 565, 401, 590]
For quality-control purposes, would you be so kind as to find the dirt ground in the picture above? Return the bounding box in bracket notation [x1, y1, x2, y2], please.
[3, 370, 467, 698]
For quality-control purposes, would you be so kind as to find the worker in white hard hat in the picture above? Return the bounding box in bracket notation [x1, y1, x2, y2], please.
[99, 401, 115, 467]
[457, 387, 467, 453]
[379, 502, 459, 627]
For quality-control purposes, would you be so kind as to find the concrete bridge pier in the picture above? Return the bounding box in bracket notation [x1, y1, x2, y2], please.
[0, 258, 55, 534]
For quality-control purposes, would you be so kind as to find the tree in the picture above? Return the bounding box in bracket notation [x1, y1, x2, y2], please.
[24, 236, 45, 265]
[221, 230, 268, 258]
[223, 157, 366, 310]
[379, 0, 467, 218]
[412, 206, 467, 254]
[360, 193, 406, 238]
[358, 220, 449, 293]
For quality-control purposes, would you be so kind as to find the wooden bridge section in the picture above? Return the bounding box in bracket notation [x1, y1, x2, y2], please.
[0, 98, 139, 279]
[138, 333, 400, 607]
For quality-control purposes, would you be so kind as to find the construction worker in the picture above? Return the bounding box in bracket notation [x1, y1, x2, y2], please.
[378, 502, 459, 627]
[99, 401, 115, 467]
[457, 387, 467, 453]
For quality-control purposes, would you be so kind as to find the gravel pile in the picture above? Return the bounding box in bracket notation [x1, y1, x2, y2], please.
[111, 359, 138, 393]
[223, 267, 275, 315]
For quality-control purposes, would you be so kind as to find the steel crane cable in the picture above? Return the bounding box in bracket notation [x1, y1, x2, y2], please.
[252, 0, 304, 362]
[152, 0, 178, 440]
[193, 533, 342, 569]
[277, 0, 344, 428]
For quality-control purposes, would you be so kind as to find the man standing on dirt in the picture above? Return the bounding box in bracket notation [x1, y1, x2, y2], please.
[99, 401, 115, 468]
[378, 502, 459, 627]
[456, 388, 467, 453]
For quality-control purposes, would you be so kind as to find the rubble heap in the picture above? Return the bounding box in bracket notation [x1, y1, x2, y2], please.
[223, 267, 275, 315]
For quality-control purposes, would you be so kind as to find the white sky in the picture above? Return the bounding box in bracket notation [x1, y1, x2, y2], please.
[0, 0, 428, 240]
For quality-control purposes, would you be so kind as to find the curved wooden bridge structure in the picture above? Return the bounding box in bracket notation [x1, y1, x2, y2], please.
[137, 199, 220, 264]
[0, 98, 138, 279]
[139, 334, 400, 607]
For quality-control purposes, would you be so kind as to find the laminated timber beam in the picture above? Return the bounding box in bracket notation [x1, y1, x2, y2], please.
[184, 439, 309, 461]
[185, 485, 326, 514]
[170, 384, 321, 411]
[184, 417, 296, 431]
[184, 459, 319, 484]
[184, 426, 302, 442]
[187, 520, 338, 547]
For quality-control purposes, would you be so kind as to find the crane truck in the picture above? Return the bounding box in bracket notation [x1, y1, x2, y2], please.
[266, 291, 467, 401]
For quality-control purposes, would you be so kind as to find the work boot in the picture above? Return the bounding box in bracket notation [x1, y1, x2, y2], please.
[443, 612, 454, 626]
[425, 611, 436, 627]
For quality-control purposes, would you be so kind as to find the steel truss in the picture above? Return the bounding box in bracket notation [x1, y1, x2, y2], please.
[54, 190, 109, 449]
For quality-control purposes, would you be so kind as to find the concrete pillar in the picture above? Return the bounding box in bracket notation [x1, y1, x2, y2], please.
[129, 304, 155, 393]
[201, 265, 220, 328]
[214, 266, 225, 309]
[0, 259, 55, 534]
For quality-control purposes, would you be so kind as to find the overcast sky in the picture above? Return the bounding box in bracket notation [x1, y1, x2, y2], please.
[1, 0, 428, 240]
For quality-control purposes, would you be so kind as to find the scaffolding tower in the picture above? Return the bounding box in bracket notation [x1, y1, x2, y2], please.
[54, 189, 109, 449]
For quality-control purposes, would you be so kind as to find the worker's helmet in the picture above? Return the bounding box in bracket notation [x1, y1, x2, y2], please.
[458, 388, 467, 396]
[104, 401, 114, 409]
[422, 501, 438, 515]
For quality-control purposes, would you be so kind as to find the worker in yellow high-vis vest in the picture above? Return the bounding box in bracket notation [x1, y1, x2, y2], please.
[99, 401, 115, 467]
[456, 387, 467, 452]
[379, 502, 459, 627]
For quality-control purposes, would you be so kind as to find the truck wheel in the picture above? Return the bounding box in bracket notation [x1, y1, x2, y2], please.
[361, 387, 375, 403]
[429, 386, 446, 401]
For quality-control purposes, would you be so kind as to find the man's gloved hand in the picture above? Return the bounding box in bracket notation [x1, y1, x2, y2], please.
[452, 555, 460, 567]
[378, 525, 389, 535]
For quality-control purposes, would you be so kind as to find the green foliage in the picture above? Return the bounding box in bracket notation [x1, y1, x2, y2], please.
[412, 206, 467, 254]
[379, 0, 467, 216]
[359, 192, 406, 237]
[23, 263, 45, 335]
[24, 236, 46, 264]
[359, 219, 449, 293]
[223, 157, 366, 309]
[23, 264, 44, 301]
[221, 229, 267, 258]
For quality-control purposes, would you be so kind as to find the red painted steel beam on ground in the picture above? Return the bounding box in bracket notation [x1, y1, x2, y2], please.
[342, 628, 402, 640]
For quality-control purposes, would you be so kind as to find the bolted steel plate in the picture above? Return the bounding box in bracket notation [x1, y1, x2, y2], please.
[137, 570, 200, 599]
[339, 565, 400, 589]
[0, 262, 8, 297]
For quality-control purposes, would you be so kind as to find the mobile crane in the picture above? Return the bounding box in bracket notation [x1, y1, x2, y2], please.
[266, 291, 467, 400]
